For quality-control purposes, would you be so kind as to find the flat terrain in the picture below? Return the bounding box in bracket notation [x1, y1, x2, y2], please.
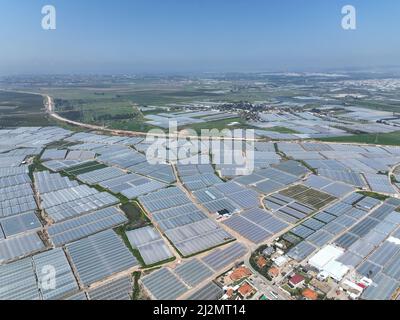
[120, 202, 150, 230]
[181, 117, 253, 133]
[21, 77, 292, 131]
[318, 131, 400, 146]
[0, 91, 52, 127]
[63, 161, 107, 176]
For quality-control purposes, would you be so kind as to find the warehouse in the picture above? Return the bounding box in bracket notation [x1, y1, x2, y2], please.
[308, 245, 349, 281]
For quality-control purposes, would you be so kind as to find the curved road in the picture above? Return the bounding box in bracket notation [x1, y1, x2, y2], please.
[44, 95, 263, 141]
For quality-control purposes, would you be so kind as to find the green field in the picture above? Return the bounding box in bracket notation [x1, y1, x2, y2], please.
[44, 140, 80, 149]
[108, 118, 158, 132]
[0, 91, 52, 127]
[357, 191, 390, 201]
[32, 79, 292, 133]
[44, 85, 224, 131]
[115, 201, 177, 268]
[318, 131, 400, 146]
[0, 75, 305, 135]
[63, 161, 107, 176]
[120, 202, 151, 230]
[351, 99, 400, 113]
[181, 117, 255, 134]
[266, 126, 300, 134]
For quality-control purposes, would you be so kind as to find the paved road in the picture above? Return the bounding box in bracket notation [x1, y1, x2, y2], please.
[15, 90, 398, 300]
[243, 258, 291, 300]
[2, 88, 398, 147]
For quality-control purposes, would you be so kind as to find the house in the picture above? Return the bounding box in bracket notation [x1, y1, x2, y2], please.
[262, 246, 275, 257]
[238, 282, 256, 298]
[257, 256, 268, 269]
[230, 266, 252, 282]
[302, 288, 318, 300]
[268, 266, 280, 278]
[317, 271, 329, 281]
[226, 288, 234, 299]
[341, 279, 364, 299]
[273, 255, 289, 267]
[289, 274, 305, 288]
[310, 278, 331, 295]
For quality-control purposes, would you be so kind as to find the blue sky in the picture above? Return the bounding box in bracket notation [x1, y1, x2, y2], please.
[0, 0, 399, 74]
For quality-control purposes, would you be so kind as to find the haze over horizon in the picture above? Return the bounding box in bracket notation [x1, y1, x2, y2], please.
[1, 0, 399, 75]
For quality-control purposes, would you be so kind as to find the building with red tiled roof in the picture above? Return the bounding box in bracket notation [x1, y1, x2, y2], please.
[226, 288, 234, 298]
[268, 266, 280, 278]
[302, 288, 318, 300]
[257, 256, 267, 269]
[230, 266, 252, 282]
[289, 274, 305, 288]
[238, 282, 256, 298]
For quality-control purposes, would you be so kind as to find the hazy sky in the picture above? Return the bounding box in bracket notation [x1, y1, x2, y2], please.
[0, 0, 399, 74]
